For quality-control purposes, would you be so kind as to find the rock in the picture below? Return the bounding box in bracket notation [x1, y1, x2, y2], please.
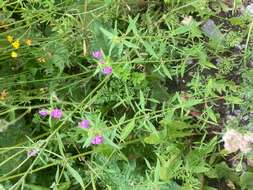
[247, 158, 253, 167]
[202, 19, 223, 40]
[247, 61, 253, 68]
[242, 115, 249, 121]
[246, 4, 253, 17]
[233, 109, 241, 116]
[226, 115, 236, 123]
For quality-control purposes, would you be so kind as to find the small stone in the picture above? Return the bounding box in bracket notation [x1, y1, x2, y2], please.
[202, 19, 223, 40]
[246, 4, 253, 17]
[233, 109, 241, 116]
[186, 59, 194, 65]
[247, 61, 253, 68]
[226, 115, 236, 122]
[247, 158, 253, 166]
[242, 115, 249, 121]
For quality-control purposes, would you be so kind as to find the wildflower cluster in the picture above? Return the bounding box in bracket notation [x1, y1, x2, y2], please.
[92, 50, 112, 75]
[39, 108, 62, 119]
[6, 35, 32, 58]
[38, 109, 103, 145]
[78, 119, 104, 145]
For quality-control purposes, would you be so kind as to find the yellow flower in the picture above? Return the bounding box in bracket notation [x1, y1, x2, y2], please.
[12, 40, 20, 49]
[11, 51, 18, 58]
[37, 57, 46, 63]
[6, 35, 13, 43]
[0, 90, 8, 100]
[25, 39, 32, 46]
[181, 16, 193, 26]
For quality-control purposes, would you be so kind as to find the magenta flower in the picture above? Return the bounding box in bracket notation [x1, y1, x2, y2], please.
[91, 135, 104, 145]
[50, 108, 63, 119]
[92, 50, 103, 59]
[27, 149, 38, 157]
[79, 119, 90, 129]
[102, 66, 112, 75]
[39, 109, 48, 117]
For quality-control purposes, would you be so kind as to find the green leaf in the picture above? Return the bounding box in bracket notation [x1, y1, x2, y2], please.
[142, 41, 158, 59]
[66, 165, 84, 188]
[144, 134, 161, 144]
[202, 60, 217, 69]
[161, 64, 172, 79]
[24, 184, 49, 190]
[120, 119, 135, 141]
[225, 96, 242, 104]
[57, 182, 71, 190]
[177, 98, 203, 109]
[172, 26, 189, 36]
[206, 107, 217, 123]
[0, 184, 5, 190]
[0, 0, 4, 8]
[104, 0, 112, 6]
[126, 14, 139, 35]
[215, 162, 240, 185]
[100, 27, 115, 40]
[155, 159, 161, 183]
[204, 186, 218, 190]
[123, 40, 139, 49]
[240, 172, 253, 190]
[161, 120, 189, 129]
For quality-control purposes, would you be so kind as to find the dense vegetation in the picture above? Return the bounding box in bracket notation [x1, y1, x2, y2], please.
[1, 0, 253, 189]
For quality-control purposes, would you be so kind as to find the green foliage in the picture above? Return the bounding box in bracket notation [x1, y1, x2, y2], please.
[0, 0, 252, 189]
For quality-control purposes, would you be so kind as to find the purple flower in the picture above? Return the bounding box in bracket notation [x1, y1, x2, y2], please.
[92, 50, 103, 59]
[79, 119, 90, 129]
[27, 149, 38, 157]
[51, 108, 63, 119]
[102, 66, 112, 75]
[91, 135, 104, 145]
[39, 109, 48, 117]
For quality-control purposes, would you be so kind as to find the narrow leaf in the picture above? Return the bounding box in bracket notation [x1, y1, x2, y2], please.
[120, 119, 135, 141]
[66, 165, 84, 188]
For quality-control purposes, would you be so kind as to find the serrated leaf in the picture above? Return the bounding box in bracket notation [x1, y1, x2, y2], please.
[126, 14, 139, 35]
[100, 27, 115, 39]
[225, 96, 242, 104]
[66, 165, 84, 188]
[142, 41, 158, 59]
[123, 40, 139, 49]
[161, 64, 172, 79]
[207, 107, 217, 123]
[120, 119, 135, 141]
[179, 98, 203, 109]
